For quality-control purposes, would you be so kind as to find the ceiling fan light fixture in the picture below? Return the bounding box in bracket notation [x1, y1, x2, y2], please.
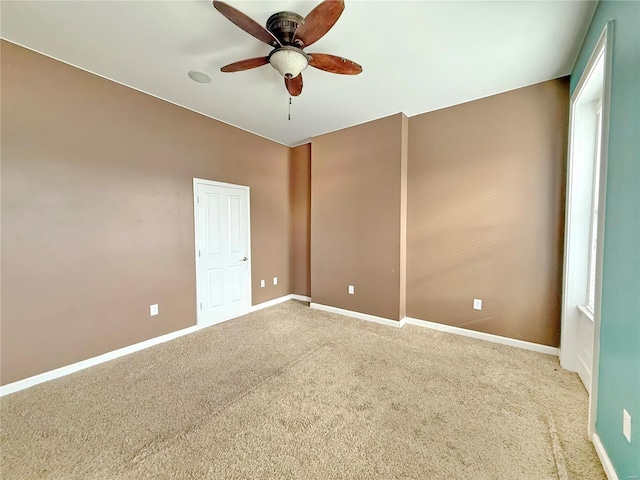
[269, 47, 309, 79]
[213, 1, 361, 97]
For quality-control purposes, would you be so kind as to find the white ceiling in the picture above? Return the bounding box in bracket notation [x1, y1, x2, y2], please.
[1, 0, 596, 146]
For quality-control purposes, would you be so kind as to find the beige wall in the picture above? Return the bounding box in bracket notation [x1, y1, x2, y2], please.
[1, 39, 570, 385]
[399, 114, 409, 320]
[1, 41, 291, 385]
[311, 114, 406, 321]
[289, 144, 311, 297]
[407, 78, 569, 346]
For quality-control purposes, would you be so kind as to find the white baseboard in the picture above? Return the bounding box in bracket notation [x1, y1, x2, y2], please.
[310, 303, 405, 328]
[592, 433, 620, 480]
[251, 294, 296, 312]
[0, 325, 199, 397]
[251, 294, 310, 311]
[404, 317, 559, 356]
[1, 294, 310, 397]
[0, 298, 560, 397]
[307, 305, 559, 356]
[291, 294, 312, 302]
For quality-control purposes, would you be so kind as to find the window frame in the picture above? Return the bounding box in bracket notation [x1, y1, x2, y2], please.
[586, 100, 604, 315]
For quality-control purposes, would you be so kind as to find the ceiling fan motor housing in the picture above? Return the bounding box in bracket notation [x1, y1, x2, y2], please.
[266, 11, 304, 45]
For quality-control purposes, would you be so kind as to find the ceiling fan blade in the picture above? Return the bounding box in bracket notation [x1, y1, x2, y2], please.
[221, 57, 270, 72]
[308, 53, 362, 75]
[294, 0, 345, 48]
[213, 1, 281, 47]
[285, 74, 303, 97]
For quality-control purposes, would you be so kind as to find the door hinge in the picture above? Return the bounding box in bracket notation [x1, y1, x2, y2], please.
[198, 250, 201, 257]
[197, 195, 200, 204]
[200, 303, 202, 310]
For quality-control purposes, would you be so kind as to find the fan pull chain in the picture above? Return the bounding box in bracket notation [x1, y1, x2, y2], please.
[288, 97, 292, 121]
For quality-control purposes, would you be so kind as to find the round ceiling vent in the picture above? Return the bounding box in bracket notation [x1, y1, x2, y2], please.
[188, 70, 212, 83]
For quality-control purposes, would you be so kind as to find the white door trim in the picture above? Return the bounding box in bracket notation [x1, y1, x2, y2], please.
[193, 178, 252, 327]
[560, 21, 613, 439]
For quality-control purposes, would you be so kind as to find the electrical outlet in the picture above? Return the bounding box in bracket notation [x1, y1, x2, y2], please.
[473, 299, 482, 310]
[150, 304, 159, 316]
[273, 277, 278, 286]
[348, 285, 355, 295]
[260, 279, 265, 288]
[623, 409, 632, 443]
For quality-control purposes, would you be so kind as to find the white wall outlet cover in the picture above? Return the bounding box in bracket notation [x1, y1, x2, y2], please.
[273, 277, 278, 285]
[150, 304, 159, 316]
[623, 409, 632, 443]
[348, 285, 355, 295]
[260, 279, 265, 288]
[473, 299, 482, 310]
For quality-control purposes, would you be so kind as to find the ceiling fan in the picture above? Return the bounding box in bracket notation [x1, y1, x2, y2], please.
[212, 0, 362, 97]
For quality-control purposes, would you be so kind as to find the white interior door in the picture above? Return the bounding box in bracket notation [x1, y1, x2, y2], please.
[194, 179, 251, 327]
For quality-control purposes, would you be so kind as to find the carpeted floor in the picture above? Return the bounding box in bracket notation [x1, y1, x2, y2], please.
[1, 300, 605, 479]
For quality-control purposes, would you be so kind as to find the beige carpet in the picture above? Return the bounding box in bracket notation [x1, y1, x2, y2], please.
[1, 300, 605, 479]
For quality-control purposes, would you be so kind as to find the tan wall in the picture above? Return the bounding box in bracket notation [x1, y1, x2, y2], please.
[407, 78, 569, 346]
[289, 144, 311, 297]
[311, 114, 405, 321]
[1, 39, 569, 384]
[1, 41, 291, 385]
[399, 114, 409, 320]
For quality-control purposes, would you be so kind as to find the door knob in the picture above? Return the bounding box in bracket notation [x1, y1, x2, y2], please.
[241, 257, 248, 262]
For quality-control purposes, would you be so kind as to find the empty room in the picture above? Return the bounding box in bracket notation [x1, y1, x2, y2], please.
[1, 0, 638, 479]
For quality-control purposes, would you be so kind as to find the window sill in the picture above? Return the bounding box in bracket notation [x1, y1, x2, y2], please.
[577, 304, 595, 322]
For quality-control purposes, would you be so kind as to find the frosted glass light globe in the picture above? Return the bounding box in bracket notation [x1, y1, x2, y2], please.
[269, 48, 309, 78]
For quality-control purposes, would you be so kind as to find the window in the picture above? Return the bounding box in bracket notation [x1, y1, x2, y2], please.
[586, 102, 603, 313]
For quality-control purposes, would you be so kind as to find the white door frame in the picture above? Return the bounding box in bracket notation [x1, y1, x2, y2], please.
[560, 22, 613, 438]
[193, 178, 252, 328]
